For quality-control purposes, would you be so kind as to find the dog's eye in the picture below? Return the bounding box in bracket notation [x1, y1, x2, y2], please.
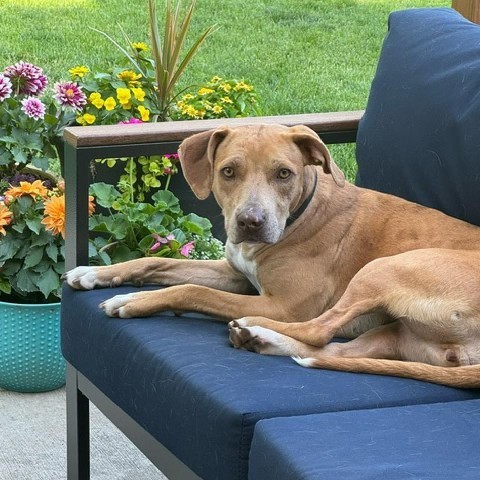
[222, 167, 235, 178]
[277, 168, 292, 180]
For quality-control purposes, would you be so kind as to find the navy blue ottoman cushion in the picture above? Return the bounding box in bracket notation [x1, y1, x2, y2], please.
[61, 285, 480, 480]
[249, 399, 480, 480]
[356, 8, 480, 226]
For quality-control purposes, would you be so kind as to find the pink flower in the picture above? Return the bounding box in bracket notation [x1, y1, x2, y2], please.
[0, 74, 12, 102]
[118, 117, 143, 125]
[20, 96, 46, 120]
[150, 233, 175, 252]
[180, 241, 195, 257]
[54, 81, 87, 111]
[4, 62, 47, 96]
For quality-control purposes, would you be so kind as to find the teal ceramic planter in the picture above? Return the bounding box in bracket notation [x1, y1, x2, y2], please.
[0, 300, 65, 392]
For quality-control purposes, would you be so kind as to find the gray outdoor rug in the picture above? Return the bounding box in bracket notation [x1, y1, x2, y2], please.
[0, 387, 167, 479]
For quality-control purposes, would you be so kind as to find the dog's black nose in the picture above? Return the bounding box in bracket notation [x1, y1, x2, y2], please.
[236, 208, 266, 232]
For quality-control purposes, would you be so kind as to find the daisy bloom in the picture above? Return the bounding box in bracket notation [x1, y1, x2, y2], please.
[0, 74, 12, 102]
[4, 61, 48, 96]
[4, 180, 48, 200]
[69, 66, 90, 78]
[118, 70, 142, 86]
[198, 87, 214, 96]
[0, 203, 13, 236]
[132, 42, 149, 52]
[21, 96, 46, 120]
[54, 81, 87, 111]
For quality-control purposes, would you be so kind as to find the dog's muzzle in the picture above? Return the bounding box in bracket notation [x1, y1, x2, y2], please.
[233, 205, 280, 243]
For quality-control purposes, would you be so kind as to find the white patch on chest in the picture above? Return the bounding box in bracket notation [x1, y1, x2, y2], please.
[226, 241, 262, 293]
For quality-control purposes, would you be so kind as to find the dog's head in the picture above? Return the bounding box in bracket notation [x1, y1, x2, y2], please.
[178, 124, 345, 244]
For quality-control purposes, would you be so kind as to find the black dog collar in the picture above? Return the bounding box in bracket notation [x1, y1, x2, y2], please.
[285, 171, 318, 228]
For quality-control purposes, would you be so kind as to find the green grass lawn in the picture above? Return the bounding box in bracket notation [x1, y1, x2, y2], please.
[0, 0, 450, 178]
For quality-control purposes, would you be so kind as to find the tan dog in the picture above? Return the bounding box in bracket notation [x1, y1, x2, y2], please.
[64, 124, 480, 388]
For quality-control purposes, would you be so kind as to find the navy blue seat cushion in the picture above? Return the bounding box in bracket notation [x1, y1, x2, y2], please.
[61, 285, 480, 480]
[249, 399, 480, 480]
[356, 8, 480, 226]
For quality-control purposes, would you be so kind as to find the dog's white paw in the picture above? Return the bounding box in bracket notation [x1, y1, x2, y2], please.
[100, 293, 137, 318]
[63, 266, 100, 290]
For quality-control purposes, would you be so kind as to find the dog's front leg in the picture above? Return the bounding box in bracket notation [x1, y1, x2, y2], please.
[100, 284, 286, 320]
[64, 257, 252, 294]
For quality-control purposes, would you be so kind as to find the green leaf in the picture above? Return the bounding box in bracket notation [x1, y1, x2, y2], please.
[15, 269, 38, 294]
[24, 245, 45, 268]
[0, 235, 22, 261]
[36, 267, 61, 299]
[110, 244, 141, 263]
[45, 243, 58, 262]
[25, 217, 43, 235]
[0, 276, 11, 295]
[89, 182, 121, 208]
[151, 189, 181, 212]
[31, 156, 51, 171]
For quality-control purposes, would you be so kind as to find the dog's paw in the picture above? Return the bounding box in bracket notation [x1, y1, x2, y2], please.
[228, 323, 296, 356]
[100, 293, 137, 318]
[62, 266, 101, 290]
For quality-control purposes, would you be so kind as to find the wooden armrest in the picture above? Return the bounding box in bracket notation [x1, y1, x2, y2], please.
[63, 111, 363, 148]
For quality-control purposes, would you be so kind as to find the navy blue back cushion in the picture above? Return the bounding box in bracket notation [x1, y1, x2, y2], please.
[356, 8, 480, 226]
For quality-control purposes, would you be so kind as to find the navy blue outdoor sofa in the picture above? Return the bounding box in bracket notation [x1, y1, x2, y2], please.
[62, 8, 480, 480]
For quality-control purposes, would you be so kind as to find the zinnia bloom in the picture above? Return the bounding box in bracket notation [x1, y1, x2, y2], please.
[4, 180, 48, 200]
[54, 82, 87, 111]
[20, 96, 46, 120]
[0, 74, 12, 102]
[4, 61, 48, 96]
[0, 203, 13, 236]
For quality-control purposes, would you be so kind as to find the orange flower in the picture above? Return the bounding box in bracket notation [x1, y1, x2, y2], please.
[42, 194, 94, 239]
[0, 203, 13, 236]
[4, 180, 48, 200]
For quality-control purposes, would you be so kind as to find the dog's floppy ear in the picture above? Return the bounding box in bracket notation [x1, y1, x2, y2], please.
[178, 127, 230, 199]
[287, 125, 345, 187]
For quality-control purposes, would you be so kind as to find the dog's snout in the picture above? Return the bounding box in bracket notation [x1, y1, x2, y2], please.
[236, 208, 266, 232]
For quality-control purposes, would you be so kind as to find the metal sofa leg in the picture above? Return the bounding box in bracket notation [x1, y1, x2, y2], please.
[66, 363, 90, 480]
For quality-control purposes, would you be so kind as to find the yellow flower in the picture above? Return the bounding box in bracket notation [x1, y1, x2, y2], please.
[83, 113, 96, 124]
[220, 83, 232, 93]
[137, 105, 150, 121]
[4, 180, 48, 200]
[104, 97, 116, 111]
[116, 87, 132, 105]
[69, 66, 89, 78]
[220, 96, 233, 104]
[198, 87, 214, 96]
[234, 81, 254, 92]
[131, 87, 146, 102]
[210, 76, 222, 83]
[0, 203, 13, 236]
[42, 195, 66, 238]
[42, 195, 94, 239]
[117, 70, 142, 86]
[89, 92, 104, 109]
[182, 93, 195, 101]
[132, 42, 149, 52]
[212, 105, 223, 114]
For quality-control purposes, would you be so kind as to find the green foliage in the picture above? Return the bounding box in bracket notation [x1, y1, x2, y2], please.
[88, 182, 224, 265]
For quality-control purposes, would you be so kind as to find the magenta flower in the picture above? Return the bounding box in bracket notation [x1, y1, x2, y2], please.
[0, 74, 12, 102]
[54, 81, 87, 111]
[4, 62, 47, 96]
[150, 233, 175, 252]
[118, 117, 143, 125]
[20, 96, 46, 120]
[180, 241, 195, 257]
